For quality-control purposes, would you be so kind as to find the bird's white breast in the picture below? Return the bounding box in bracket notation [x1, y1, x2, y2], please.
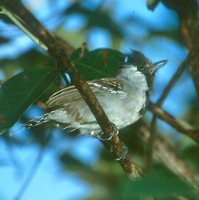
[109, 65, 148, 128]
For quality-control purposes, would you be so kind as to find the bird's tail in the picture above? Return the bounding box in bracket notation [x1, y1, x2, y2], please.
[24, 114, 49, 129]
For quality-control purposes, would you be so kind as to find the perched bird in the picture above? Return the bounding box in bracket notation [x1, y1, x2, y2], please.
[26, 50, 167, 137]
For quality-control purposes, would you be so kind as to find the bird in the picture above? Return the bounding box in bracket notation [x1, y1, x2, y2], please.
[26, 50, 167, 138]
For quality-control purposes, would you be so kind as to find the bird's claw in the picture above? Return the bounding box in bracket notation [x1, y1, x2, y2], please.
[97, 124, 119, 141]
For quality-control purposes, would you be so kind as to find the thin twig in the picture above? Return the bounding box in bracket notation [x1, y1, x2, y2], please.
[157, 50, 193, 106]
[139, 122, 197, 186]
[147, 51, 193, 167]
[14, 147, 45, 200]
[162, 0, 199, 97]
[148, 0, 199, 166]
[4, 137, 20, 169]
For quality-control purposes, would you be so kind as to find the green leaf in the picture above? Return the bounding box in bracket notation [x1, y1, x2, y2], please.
[0, 67, 60, 132]
[117, 168, 195, 199]
[71, 48, 125, 80]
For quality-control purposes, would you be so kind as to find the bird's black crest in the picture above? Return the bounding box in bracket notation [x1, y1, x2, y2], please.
[125, 50, 153, 73]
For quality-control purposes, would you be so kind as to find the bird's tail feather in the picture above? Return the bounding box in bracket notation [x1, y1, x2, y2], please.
[23, 114, 79, 134]
[24, 114, 49, 129]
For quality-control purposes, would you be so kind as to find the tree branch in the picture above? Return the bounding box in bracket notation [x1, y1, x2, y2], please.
[162, 0, 199, 97]
[139, 123, 197, 186]
[147, 51, 193, 167]
[148, 0, 199, 167]
[14, 147, 46, 200]
[149, 102, 199, 144]
[0, 0, 140, 177]
[157, 50, 194, 105]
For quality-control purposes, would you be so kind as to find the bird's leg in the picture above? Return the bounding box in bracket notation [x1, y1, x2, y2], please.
[95, 123, 119, 141]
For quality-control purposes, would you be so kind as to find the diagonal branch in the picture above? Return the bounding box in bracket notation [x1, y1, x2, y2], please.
[139, 122, 197, 186]
[149, 102, 199, 144]
[162, 0, 199, 97]
[0, 0, 140, 177]
[157, 50, 194, 106]
[148, 0, 199, 166]
[14, 147, 46, 200]
[147, 50, 193, 166]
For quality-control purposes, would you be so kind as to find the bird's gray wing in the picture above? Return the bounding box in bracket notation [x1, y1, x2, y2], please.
[46, 78, 125, 109]
[46, 78, 126, 125]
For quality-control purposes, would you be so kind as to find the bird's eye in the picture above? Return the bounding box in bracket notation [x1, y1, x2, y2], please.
[61, 72, 72, 86]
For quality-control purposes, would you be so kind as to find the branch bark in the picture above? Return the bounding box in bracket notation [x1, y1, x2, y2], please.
[149, 102, 199, 144]
[139, 123, 197, 186]
[148, 0, 199, 167]
[162, 0, 199, 97]
[0, 0, 140, 177]
[147, 51, 193, 167]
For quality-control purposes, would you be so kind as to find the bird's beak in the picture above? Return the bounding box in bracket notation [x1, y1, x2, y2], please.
[152, 60, 167, 72]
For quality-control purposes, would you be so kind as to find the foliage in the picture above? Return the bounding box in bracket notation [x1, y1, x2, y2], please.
[71, 48, 125, 80]
[117, 168, 196, 199]
[0, 67, 60, 132]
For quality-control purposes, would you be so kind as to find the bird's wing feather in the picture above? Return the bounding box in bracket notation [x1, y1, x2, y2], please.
[47, 78, 125, 109]
[46, 78, 126, 126]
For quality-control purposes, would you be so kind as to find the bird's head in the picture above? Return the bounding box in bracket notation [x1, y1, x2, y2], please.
[123, 50, 167, 87]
